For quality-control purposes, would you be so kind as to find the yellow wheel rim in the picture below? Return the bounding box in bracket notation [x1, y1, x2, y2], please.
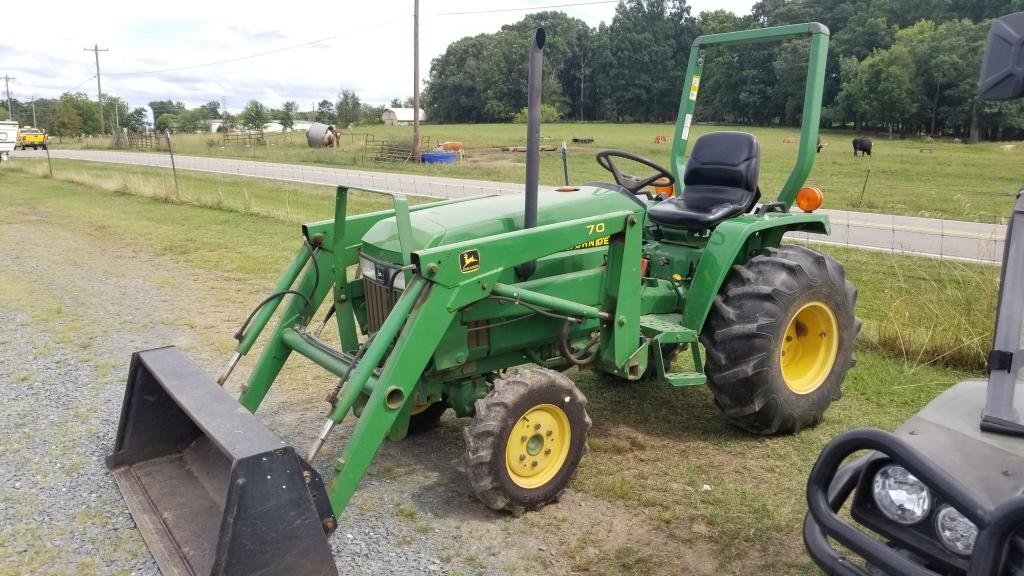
[780, 301, 839, 395]
[505, 404, 571, 489]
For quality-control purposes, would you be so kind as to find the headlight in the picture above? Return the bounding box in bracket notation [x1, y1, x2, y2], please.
[935, 506, 977, 556]
[872, 465, 931, 524]
[358, 256, 406, 290]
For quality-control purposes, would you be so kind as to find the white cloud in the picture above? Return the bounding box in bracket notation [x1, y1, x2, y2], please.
[3, 0, 755, 114]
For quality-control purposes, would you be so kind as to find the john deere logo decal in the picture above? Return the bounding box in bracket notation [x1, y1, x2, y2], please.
[459, 249, 480, 273]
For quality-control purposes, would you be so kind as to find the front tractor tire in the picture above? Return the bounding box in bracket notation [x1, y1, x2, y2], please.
[701, 245, 860, 435]
[464, 368, 591, 515]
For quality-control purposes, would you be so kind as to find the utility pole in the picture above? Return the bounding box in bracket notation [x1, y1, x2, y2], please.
[84, 44, 109, 134]
[31, 96, 37, 126]
[412, 0, 420, 159]
[2, 75, 14, 123]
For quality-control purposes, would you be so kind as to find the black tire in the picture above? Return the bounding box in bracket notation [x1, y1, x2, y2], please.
[464, 368, 591, 515]
[700, 245, 860, 434]
[41, 144, 47, 151]
[406, 400, 448, 435]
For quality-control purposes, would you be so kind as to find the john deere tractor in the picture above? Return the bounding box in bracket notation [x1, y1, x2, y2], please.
[107, 23, 857, 576]
[804, 12, 1024, 576]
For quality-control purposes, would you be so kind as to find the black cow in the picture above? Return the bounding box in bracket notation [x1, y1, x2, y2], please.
[816, 136, 823, 153]
[852, 137, 872, 157]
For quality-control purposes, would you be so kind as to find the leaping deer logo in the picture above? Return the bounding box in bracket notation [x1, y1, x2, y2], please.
[460, 250, 481, 273]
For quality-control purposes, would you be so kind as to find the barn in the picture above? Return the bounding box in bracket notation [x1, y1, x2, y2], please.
[381, 107, 426, 126]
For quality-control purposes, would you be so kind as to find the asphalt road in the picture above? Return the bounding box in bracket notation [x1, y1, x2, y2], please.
[15, 148, 1007, 264]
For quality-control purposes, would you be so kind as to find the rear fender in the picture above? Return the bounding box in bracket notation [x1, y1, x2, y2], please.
[682, 213, 829, 333]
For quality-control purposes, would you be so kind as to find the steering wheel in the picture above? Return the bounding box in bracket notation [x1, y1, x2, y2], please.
[595, 149, 675, 196]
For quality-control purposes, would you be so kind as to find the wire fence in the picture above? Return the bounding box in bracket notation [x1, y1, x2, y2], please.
[1, 144, 1007, 373]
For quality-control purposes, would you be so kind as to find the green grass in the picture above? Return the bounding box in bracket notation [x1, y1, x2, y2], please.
[60, 123, 1024, 221]
[0, 167, 995, 575]
[6, 157, 431, 225]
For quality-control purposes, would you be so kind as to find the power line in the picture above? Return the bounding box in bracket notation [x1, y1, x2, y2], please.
[68, 76, 97, 91]
[433, 0, 618, 16]
[104, 15, 412, 78]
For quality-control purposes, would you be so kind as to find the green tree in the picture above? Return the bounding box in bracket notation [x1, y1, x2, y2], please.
[512, 103, 561, 123]
[176, 109, 207, 133]
[125, 108, 148, 132]
[853, 45, 920, 137]
[0, 106, 8, 121]
[59, 92, 99, 135]
[201, 100, 222, 119]
[280, 101, 297, 130]
[221, 111, 240, 131]
[315, 99, 334, 123]
[336, 90, 362, 126]
[54, 100, 83, 138]
[389, 97, 403, 108]
[240, 100, 268, 131]
[155, 113, 177, 133]
[148, 100, 179, 121]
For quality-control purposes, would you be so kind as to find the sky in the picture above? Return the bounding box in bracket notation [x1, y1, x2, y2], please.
[2, 0, 756, 116]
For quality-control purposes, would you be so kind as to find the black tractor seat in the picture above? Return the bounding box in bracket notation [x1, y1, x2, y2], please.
[647, 131, 761, 230]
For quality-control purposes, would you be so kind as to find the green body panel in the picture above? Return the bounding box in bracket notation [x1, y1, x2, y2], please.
[361, 186, 641, 259]
[227, 22, 838, 522]
[680, 212, 830, 332]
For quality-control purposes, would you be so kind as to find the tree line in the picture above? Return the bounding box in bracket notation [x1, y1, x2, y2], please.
[422, 0, 1024, 140]
[0, 89, 410, 138]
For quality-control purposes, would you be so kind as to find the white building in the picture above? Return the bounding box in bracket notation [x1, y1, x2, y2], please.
[381, 107, 426, 126]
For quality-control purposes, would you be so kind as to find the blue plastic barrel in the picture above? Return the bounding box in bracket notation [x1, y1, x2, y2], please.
[421, 151, 458, 164]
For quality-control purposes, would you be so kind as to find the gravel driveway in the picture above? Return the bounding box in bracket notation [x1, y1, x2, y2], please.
[0, 190, 697, 575]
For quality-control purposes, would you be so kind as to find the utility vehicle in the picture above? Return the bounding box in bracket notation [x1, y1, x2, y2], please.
[804, 11, 1024, 576]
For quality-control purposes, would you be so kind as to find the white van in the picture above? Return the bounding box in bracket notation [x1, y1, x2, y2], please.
[0, 120, 17, 161]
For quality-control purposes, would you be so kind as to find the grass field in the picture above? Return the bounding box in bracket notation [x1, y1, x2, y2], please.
[60, 122, 1024, 221]
[0, 163, 998, 574]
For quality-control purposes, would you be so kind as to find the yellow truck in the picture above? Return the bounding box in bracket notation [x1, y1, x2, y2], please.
[17, 126, 48, 150]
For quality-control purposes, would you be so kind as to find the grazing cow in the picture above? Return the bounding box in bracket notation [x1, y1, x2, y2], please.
[654, 134, 668, 144]
[816, 136, 823, 153]
[437, 141, 465, 161]
[852, 137, 872, 157]
[782, 137, 795, 144]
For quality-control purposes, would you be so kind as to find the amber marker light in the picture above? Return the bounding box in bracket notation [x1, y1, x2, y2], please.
[796, 186, 824, 212]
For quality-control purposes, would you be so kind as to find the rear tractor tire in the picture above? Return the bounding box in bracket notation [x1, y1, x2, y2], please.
[701, 245, 860, 435]
[464, 368, 591, 515]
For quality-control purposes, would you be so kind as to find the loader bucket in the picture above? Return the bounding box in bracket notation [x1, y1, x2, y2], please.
[107, 347, 338, 576]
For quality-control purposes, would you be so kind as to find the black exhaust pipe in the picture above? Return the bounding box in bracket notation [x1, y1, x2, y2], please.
[516, 27, 545, 281]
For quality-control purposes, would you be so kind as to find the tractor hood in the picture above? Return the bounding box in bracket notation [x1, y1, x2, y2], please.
[894, 378, 1024, 510]
[360, 184, 644, 260]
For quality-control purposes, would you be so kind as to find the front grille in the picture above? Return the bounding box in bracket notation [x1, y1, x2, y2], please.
[363, 278, 396, 333]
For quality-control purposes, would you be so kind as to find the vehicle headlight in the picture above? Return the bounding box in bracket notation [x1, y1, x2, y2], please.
[935, 506, 977, 556]
[872, 464, 931, 524]
[358, 256, 406, 290]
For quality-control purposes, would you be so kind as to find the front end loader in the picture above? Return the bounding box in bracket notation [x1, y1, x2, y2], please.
[109, 24, 858, 575]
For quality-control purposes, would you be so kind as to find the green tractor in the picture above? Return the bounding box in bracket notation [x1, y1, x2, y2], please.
[804, 11, 1024, 576]
[107, 23, 857, 575]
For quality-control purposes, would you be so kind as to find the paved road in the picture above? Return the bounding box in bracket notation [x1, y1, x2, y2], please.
[15, 148, 1007, 264]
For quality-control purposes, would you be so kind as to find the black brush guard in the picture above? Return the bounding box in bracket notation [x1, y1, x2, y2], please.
[107, 347, 338, 576]
[805, 428, 1024, 576]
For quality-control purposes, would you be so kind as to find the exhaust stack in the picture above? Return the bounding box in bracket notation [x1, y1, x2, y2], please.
[516, 27, 545, 281]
